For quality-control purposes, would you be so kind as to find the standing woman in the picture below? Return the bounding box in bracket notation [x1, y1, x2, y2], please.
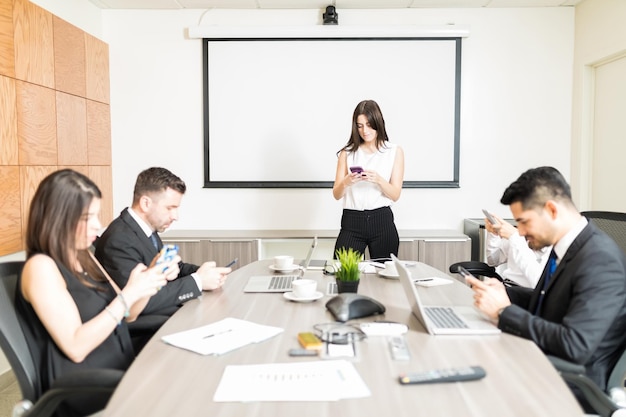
[17, 169, 176, 416]
[333, 100, 405, 260]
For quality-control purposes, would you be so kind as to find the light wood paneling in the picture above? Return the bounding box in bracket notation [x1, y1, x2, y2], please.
[0, 166, 22, 254]
[88, 165, 113, 226]
[56, 91, 87, 165]
[53, 16, 85, 98]
[12, 0, 54, 88]
[0, 75, 18, 165]
[85, 33, 109, 104]
[16, 80, 56, 165]
[0, 0, 15, 78]
[87, 100, 111, 165]
[0, 1, 111, 257]
[19, 165, 56, 240]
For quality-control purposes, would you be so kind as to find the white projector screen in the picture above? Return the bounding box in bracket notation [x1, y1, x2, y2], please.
[203, 37, 461, 188]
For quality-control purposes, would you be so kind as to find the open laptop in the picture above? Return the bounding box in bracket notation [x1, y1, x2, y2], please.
[392, 255, 501, 335]
[299, 236, 326, 270]
[243, 237, 325, 293]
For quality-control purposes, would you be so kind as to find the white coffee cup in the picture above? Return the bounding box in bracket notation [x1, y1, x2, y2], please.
[292, 279, 317, 298]
[274, 255, 294, 269]
[384, 261, 398, 276]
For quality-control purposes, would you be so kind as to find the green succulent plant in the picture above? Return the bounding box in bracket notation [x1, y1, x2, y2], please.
[335, 247, 363, 282]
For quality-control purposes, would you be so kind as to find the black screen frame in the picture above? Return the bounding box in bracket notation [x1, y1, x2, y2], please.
[202, 37, 462, 189]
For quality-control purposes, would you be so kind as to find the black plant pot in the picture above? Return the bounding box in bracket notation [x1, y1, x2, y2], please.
[336, 279, 360, 293]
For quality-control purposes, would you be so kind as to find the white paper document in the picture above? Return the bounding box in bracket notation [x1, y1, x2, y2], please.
[213, 359, 371, 402]
[161, 317, 283, 355]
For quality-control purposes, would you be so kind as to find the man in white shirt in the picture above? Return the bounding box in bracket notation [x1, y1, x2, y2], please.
[484, 213, 550, 287]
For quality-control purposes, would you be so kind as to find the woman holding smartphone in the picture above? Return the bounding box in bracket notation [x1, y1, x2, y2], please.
[332, 99, 405, 260]
[17, 169, 178, 416]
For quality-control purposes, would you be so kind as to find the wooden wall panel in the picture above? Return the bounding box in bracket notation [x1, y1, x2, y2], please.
[0, 166, 22, 253]
[0, 75, 18, 165]
[0, 1, 111, 257]
[12, 0, 54, 88]
[56, 91, 87, 165]
[53, 16, 85, 98]
[0, 0, 15, 78]
[19, 165, 56, 240]
[87, 100, 111, 165]
[16, 80, 56, 165]
[85, 33, 109, 104]
[88, 165, 113, 226]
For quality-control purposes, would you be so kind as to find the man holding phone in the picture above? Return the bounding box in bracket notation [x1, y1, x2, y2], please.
[95, 167, 232, 317]
[466, 167, 626, 412]
[482, 209, 550, 287]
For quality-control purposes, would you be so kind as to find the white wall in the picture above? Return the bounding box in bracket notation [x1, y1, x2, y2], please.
[101, 8, 574, 232]
[569, 0, 626, 209]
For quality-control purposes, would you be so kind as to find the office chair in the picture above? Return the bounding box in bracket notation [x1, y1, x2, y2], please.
[0, 261, 123, 417]
[547, 350, 626, 417]
[449, 261, 520, 287]
[581, 211, 626, 255]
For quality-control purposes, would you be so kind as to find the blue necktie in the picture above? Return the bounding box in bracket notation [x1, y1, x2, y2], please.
[150, 232, 160, 250]
[534, 250, 557, 315]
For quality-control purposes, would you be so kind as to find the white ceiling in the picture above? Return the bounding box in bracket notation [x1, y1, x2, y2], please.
[87, 0, 583, 10]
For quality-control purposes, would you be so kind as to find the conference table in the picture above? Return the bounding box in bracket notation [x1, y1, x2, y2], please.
[103, 260, 583, 416]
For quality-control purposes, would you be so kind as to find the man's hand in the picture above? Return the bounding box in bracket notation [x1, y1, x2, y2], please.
[196, 261, 232, 290]
[465, 276, 511, 320]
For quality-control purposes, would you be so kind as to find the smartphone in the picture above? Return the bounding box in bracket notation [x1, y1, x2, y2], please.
[482, 209, 498, 225]
[456, 266, 475, 280]
[349, 166, 364, 174]
[156, 244, 178, 265]
[225, 258, 238, 268]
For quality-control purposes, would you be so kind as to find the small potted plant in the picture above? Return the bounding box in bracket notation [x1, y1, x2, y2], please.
[335, 247, 363, 293]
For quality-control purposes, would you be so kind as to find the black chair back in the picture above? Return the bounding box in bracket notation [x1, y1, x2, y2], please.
[0, 261, 40, 401]
[581, 211, 626, 255]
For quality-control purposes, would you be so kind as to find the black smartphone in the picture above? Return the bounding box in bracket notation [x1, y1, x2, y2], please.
[225, 258, 238, 268]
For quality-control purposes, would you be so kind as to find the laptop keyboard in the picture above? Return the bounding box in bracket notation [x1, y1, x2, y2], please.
[425, 307, 468, 329]
[269, 275, 298, 290]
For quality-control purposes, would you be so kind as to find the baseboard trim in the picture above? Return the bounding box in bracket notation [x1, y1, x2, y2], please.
[0, 369, 16, 391]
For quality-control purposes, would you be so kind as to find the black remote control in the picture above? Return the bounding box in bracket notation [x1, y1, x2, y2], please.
[399, 366, 486, 385]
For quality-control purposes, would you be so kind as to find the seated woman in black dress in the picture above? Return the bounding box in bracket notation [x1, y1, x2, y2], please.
[16, 169, 180, 416]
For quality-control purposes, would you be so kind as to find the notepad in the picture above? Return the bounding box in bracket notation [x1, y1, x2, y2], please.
[161, 317, 283, 355]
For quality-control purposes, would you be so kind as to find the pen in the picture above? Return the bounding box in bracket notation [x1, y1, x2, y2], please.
[203, 329, 232, 339]
[225, 258, 238, 268]
[414, 279, 434, 282]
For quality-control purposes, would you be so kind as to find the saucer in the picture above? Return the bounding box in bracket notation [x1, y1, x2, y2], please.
[378, 270, 399, 279]
[269, 264, 301, 273]
[283, 291, 323, 303]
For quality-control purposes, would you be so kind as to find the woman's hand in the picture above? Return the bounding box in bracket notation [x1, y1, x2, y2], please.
[124, 263, 169, 304]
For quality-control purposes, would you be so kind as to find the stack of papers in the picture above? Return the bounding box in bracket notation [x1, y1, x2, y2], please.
[161, 317, 283, 355]
[213, 360, 371, 402]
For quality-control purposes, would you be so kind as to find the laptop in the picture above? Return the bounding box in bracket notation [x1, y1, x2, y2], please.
[243, 237, 325, 293]
[299, 236, 326, 270]
[243, 273, 301, 293]
[392, 255, 501, 335]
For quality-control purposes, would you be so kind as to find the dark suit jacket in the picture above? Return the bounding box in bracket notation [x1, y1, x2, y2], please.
[95, 208, 202, 316]
[499, 222, 626, 390]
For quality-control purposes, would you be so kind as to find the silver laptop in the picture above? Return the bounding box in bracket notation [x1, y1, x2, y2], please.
[243, 237, 323, 293]
[393, 255, 501, 335]
[243, 273, 301, 293]
[299, 236, 326, 270]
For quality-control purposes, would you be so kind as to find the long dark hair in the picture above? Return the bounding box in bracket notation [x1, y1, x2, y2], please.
[26, 169, 106, 286]
[338, 100, 390, 154]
